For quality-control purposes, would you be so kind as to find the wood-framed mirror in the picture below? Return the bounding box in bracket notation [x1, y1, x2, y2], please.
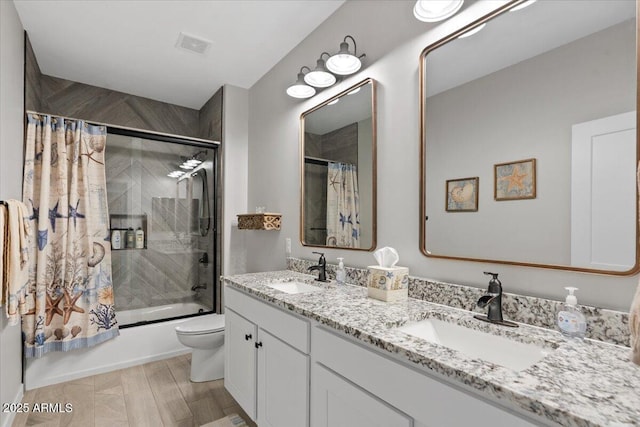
[419, 0, 639, 275]
[300, 78, 377, 251]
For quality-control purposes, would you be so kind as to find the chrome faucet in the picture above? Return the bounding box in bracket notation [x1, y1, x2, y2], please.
[474, 272, 518, 328]
[308, 251, 329, 282]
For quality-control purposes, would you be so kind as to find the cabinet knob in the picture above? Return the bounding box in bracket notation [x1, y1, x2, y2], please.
[245, 333, 252, 341]
[255, 341, 263, 349]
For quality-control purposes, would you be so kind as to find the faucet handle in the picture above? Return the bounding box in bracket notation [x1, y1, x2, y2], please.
[483, 271, 502, 292]
[312, 251, 326, 263]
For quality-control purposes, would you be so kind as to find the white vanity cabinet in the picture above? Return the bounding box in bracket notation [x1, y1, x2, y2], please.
[224, 286, 310, 427]
[312, 326, 546, 427]
[312, 363, 413, 427]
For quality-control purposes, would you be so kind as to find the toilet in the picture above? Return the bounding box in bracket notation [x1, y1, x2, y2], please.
[175, 314, 225, 382]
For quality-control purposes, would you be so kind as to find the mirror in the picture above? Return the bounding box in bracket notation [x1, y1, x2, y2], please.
[420, 0, 639, 274]
[300, 78, 377, 250]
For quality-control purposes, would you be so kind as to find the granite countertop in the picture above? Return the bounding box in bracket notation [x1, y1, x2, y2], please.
[222, 270, 640, 427]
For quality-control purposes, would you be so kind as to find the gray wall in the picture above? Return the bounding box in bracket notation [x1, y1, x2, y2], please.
[426, 19, 635, 265]
[0, 1, 25, 424]
[246, 0, 639, 311]
[24, 37, 202, 139]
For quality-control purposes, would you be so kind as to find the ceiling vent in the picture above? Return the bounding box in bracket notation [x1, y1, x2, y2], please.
[176, 32, 212, 55]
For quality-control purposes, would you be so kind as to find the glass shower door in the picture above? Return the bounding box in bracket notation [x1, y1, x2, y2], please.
[105, 129, 217, 327]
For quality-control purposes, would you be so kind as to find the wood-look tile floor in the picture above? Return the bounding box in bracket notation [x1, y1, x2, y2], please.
[12, 354, 257, 427]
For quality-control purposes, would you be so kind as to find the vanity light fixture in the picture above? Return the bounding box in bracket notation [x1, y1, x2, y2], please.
[304, 53, 337, 88]
[287, 37, 366, 99]
[168, 170, 185, 178]
[510, 0, 537, 12]
[413, 0, 463, 22]
[458, 23, 486, 39]
[328, 98, 340, 105]
[287, 66, 317, 98]
[347, 87, 361, 95]
[326, 35, 365, 75]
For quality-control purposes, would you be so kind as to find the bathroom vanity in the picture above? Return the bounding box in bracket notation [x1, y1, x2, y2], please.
[223, 271, 640, 427]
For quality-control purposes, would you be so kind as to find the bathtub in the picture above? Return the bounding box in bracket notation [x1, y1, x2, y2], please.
[24, 304, 218, 390]
[117, 302, 212, 326]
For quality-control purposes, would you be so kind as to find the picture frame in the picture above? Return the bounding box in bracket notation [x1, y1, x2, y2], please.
[445, 177, 479, 212]
[494, 158, 536, 201]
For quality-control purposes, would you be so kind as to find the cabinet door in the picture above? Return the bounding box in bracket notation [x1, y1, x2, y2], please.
[224, 308, 258, 421]
[312, 363, 412, 427]
[257, 328, 310, 427]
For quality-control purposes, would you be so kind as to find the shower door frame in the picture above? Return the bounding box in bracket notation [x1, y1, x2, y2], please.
[107, 126, 220, 328]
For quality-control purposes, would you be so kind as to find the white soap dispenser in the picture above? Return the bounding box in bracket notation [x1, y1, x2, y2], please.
[336, 257, 346, 285]
[556, 287, 586, 339]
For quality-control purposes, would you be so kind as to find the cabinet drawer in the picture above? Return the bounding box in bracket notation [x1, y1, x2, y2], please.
[225, 285, 310, 354]
[313, 326, 542, 427]
[312, 363, 412, 427]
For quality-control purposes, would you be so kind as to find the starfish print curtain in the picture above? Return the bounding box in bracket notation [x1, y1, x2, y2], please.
[21, 113, 118, 358]
[326, 162, 360, 248]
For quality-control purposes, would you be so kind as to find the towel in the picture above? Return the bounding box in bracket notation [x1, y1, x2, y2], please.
[1, 199, 31, 325]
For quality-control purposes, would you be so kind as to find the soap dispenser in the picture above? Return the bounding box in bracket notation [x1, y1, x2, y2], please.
[556, 287, 586, 339]
[336, 257, 346, 285]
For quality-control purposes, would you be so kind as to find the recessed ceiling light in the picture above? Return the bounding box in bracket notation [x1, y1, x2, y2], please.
[413, 0, 464, 23]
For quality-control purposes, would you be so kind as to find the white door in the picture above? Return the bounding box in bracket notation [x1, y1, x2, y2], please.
[224, 308, 258, 421]
[571, 111, 636, 270]
[311, 363, 412, 427]
[257, 328, 309, 427]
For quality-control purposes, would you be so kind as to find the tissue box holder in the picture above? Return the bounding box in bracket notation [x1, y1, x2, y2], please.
[367, 266, 409, 302]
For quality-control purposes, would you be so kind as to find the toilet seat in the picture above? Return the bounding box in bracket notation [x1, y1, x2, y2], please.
[175, 315, 225, 335]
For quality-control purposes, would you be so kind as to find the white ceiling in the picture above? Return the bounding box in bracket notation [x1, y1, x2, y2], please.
[426, 0, 635, 98]
[13, 0, 345, 109]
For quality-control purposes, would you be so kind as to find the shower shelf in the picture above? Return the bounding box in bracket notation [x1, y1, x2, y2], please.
[237, 213, 281, 230]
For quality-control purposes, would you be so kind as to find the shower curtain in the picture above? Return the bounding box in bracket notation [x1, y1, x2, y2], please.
[21, 113, 118, 358]
[326, 162, 360, 248]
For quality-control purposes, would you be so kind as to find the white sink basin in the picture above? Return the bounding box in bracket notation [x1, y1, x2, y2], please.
[264, 281, 324, 294]
[396, 318, 551, 371]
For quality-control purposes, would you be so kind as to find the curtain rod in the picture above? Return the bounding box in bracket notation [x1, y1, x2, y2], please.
[25, 110, 220, 146]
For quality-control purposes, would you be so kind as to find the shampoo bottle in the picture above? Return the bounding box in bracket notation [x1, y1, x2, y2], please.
[111, 229, 121, 250]
[336, 257, 346, 285]
[126, 227, 135, 249]
[135, 227, 144, 249]
[556, 287, 586, 339]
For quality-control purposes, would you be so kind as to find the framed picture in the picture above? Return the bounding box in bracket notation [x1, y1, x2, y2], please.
[446, 177, 478, 212]
[494, 158, 536, 201]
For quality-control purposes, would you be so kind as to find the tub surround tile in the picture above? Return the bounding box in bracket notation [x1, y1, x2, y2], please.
[286, 257, 630, 347]
[223, 270, 640, 427]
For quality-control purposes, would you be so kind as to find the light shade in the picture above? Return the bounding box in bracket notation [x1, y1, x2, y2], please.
[326, 36, 364, 76]
[458, 23, 486, 39]
[413, 0, 464, 22]
[304, 57, 336, 88]
[287, 69, 316, 98]
[510, 0, 537, 12]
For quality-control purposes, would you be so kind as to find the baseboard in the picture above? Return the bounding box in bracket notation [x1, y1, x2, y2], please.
[25, 348, 190, 390]
[0, 385, 24, 427]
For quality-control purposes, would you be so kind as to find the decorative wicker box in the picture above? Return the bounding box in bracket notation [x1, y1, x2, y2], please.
[367, 266, 409, 302]
[237, 213, 281, 230]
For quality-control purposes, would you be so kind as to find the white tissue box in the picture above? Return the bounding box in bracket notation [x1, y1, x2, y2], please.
[367, 266, 409, 302]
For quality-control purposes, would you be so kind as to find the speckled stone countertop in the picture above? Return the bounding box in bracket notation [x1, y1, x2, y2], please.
[223, 270, 640, 427]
